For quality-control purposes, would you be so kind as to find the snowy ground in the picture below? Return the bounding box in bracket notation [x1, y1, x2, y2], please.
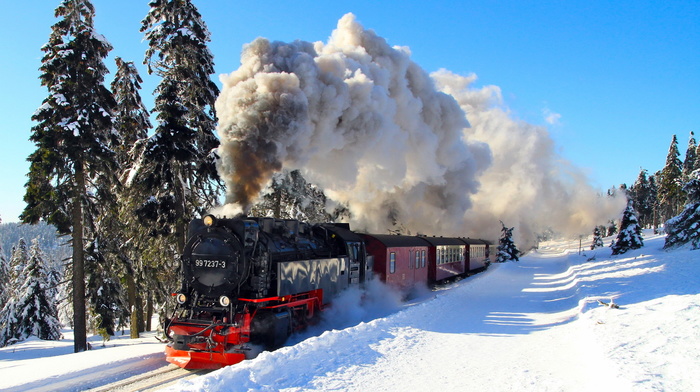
[1, 231, 699, 391]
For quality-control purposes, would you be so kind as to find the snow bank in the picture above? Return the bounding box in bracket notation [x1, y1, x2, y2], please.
[0, 331, 165, 391]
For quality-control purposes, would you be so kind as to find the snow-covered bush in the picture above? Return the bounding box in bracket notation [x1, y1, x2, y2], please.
[590, 226, 604, 250]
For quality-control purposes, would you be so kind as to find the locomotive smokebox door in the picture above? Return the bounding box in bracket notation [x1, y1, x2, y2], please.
[184, 230, 245, 297]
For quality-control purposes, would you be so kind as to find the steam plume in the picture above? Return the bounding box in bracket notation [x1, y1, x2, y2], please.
[214, 13, 625, 246]
[215, 14, 490, 233]
[432, 71, 626, 246]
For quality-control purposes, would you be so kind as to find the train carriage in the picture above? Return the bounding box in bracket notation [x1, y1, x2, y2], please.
[486, 241, 497, 264]
[417, 236, 467, 282]
[462, 238, 490, 271]
[360, 234, 429, 292]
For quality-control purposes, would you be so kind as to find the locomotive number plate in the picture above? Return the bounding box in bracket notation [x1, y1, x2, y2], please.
[195, 259, 226, 268]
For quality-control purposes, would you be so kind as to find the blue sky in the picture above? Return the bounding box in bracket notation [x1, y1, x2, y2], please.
[1, 0, 698, 223]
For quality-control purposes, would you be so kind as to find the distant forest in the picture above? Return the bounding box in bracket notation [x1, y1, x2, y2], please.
[0, 221, 70, 263]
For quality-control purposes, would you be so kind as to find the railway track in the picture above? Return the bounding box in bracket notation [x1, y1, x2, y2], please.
[86, 364, 212, 392]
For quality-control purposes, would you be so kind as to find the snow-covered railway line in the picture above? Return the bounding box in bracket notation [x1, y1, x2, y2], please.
[8, 354, 209, 392]
[86, 364, 211, 392]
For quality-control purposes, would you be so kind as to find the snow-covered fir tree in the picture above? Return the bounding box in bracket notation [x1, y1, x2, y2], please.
[611, 201, 644, 255]
[0, 239, 62, 347]
[8, 238, 29, 285]
[110, 56, 152, 339]
[137, 0, 223, 250]
[111, 57, 151, 168]
[22, 0, 116, 353]
[496, 221, 520, 262]
[0, 238, 30, 337]
[683, 131, 697, 178]
[85, 240, 127, 340]
[607, 219, 618, 237]
[630, 169, 657, 228]
[664, 169, 700, 249]
[648, 173, 660, 228]
[657, 135, 684, 223]
[590, 226, 604, 250]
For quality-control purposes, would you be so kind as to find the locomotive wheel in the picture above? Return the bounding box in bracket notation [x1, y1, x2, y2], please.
[250, 308, 292, 351]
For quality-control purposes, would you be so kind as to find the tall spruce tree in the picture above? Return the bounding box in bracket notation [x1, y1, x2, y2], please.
[0, 238, 28, 343]
[683, 131, 697, 177]
[0, 240, 62, 346]
[657, 135, 684, 224]
[611, 201, 644, 255]
[138, 0, 222, 252]
[8, 238, 29, 284]
[111, 57, 152, 165]
[630, 169, 656, 228]
[496, 221, 520, 262]
[664, 169, 700, 249]
[131, 0, 223, 332]
[649, 172, 661, 229]
[110, 57, 152, 339]
[85, 240, 125, 339]
[22, 0, 116, 353]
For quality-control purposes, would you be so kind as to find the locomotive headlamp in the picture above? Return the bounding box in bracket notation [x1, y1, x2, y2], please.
[219, 295, 231, 307]
[175, 293, 187, 304]
[203, 215, 216, 227]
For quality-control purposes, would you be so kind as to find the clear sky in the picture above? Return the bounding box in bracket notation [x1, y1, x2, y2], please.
[1, 0, 698, 223]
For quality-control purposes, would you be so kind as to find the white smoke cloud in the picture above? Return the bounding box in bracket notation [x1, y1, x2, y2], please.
[215, 13, 490, 235]
[431, 70, 626, 247]
[214, 13, 626, 247]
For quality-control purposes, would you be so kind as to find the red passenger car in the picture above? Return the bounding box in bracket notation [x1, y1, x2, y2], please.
[462, 238, 490, 271]
[361, 234, 429, 292]
[418, 236, 468, 282]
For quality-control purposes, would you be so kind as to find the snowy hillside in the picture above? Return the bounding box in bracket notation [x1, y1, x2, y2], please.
[1, 231, 699, 391]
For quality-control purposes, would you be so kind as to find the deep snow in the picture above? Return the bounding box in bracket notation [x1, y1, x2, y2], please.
[1, 231, 698, 391]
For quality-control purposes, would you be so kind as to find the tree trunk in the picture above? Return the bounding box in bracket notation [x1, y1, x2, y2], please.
[146, 294, 153, 331]
[136, 295, 145, 333]
[125, 273, 140, 339]
[72, 163, 87, 353]
[273, 188, 282, 219]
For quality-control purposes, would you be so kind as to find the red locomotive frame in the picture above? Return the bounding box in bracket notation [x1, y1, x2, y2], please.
[165, 289, 324, 369]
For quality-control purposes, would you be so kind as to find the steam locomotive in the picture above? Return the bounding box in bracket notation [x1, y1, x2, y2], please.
[164, 215, 491, 369]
